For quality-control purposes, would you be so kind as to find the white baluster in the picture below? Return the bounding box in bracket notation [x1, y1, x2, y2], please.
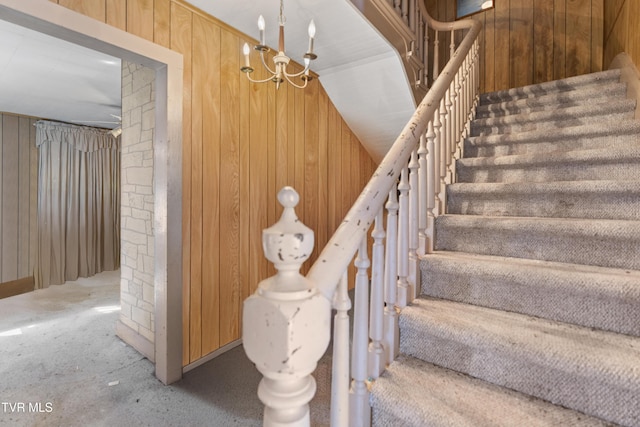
[433, 30, 440, 80]
[425, 119, 436, 254]
[408, 149, 419, 301]
[444, 86, 454, 185]
[433, 103, 443, 217]
[450, 29, 455, 58]
[383, 183, 399, 362]
[438, 97, 448, 213]
[417, 135, 428, 258]
[350, 238, 371, 427]
[331, 270, 351, 427]
[396, 166, 410, 308]
[243, 187, 331, 427]
[369, 210, 386, 379]
[453, 71, 462, 182]
[424, 21, 429, 88]
[401, 0, 409, 25]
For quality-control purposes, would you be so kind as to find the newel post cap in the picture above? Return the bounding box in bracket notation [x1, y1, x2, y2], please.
[260, 187, 315, 295]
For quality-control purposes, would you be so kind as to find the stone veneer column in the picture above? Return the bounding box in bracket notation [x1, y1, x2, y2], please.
[116, 61, 156, 361]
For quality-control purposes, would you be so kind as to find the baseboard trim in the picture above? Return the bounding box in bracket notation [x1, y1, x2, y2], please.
[116, 320, 155, 363]
[0, 276, 35, 299]
[182, 339, 243, 373]
[610, 52, 640, 119]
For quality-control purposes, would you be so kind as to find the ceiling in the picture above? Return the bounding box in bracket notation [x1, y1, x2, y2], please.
[0, 0, 416, 160]
[0, 18, 122, 129]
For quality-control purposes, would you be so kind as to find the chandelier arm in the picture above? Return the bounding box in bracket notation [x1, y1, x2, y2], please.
[259, 50, 278, 75]
[283, 73, 309, 89]
[245, 73, 279, 84]
[285, 65, 311, 78]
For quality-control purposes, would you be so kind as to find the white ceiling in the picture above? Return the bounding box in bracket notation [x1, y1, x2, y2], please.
[0, 0, 416, 160]
[0, 18, 122, 129]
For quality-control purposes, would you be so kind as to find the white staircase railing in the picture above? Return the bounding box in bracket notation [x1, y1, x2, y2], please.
[243, 2, 481, 425]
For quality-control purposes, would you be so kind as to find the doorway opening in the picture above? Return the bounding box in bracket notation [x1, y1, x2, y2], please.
[0, 0, 183, 384]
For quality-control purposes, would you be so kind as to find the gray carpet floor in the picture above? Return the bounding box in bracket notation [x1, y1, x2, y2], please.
[0, 270, 331, 426]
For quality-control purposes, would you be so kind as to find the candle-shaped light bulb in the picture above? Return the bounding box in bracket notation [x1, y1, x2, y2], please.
[243, 43, 251, 68]
[308, 20, 316, 38]
[307, 20, 316, 55]
[258, 15, 266, 45]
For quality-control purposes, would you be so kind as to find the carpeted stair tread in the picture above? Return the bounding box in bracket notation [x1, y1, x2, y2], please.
[434, 215, 640, 270]
[399, 297, 640, 426]
[370, 354, 612, 427]
[470, 98, 636, 136]
[464, 118, 640, 157]
[475, 82, 628, 118]
[420, 251, 640, 336]
[480, 69, 620, 104]
[446, 180, 640, 220]
[457, 144, 640, 183]
[465, 128, 640, 158]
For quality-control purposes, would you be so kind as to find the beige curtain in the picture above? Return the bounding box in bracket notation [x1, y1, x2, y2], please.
[35, 121, 120, 288]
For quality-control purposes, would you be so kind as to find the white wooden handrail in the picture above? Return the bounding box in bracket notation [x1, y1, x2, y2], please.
[308, 18, 481, 299]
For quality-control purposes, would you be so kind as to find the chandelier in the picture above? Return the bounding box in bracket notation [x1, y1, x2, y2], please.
[241, 0, 317, 89]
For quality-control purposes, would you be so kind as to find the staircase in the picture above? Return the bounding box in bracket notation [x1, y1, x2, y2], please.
[370, 69, 640, 426]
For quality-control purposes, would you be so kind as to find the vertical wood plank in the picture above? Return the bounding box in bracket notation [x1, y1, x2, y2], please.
[58, 0, 106, 22]
[590, 0, 603, 72]
[304, 79, 319, 261]
[29, 119, 38, 276]
[18, 118, 31, 278]
[625, 0, 640, 70]
[553, 0, 567, 79]
[199, 15, 221, 355]
[249, 53, 269, 297]
[484, 7, 496, 92]
[189, 9, 204, 361]
[275, 81, 289, 210]
[317, 84, 329, 254]
[238, 38, 252, 335]
[106, 0, 126, 30]
[472, 12, 486, 94]
[294, 78, 306, 228]
[510, 0, 534, 88]
[2, 115, 19, 282]
[219, 30, 241, 347]
[170, 1, 193, 366]
[534, 0, 555, 83]
[566, 0, 592, 77]
[327, 101, 340, 236]
[494, 0, 511, 90]
[266, 63, 277, 278]
[154, 0, 171, 49]
[127, 0, 154, 41]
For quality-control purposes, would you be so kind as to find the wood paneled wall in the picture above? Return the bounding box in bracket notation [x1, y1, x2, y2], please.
[426, 0, 604, 93]
[603, 0, 640, 71]
[0, 113, 38, 284]
[50, 0, 376, 365]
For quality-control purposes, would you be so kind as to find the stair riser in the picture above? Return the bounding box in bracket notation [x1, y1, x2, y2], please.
[399, 321, 639, 427]
[420, 257, 640, 336]
[476, 85, 627, 119]
[456, 162, 640, 183]
[464, 133, 640, 158]
[480, 70, 621, 104]
[446, 189, 640, 220]
[470, 111, 634, 137]
[434, 218, 640, 270]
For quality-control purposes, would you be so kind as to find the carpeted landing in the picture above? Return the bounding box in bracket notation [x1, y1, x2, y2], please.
[0, 270, 333, 427]
[370, 68, 640, 426]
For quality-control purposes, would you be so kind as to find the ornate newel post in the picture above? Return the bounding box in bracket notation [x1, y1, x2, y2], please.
[243, 186, 332, 427]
